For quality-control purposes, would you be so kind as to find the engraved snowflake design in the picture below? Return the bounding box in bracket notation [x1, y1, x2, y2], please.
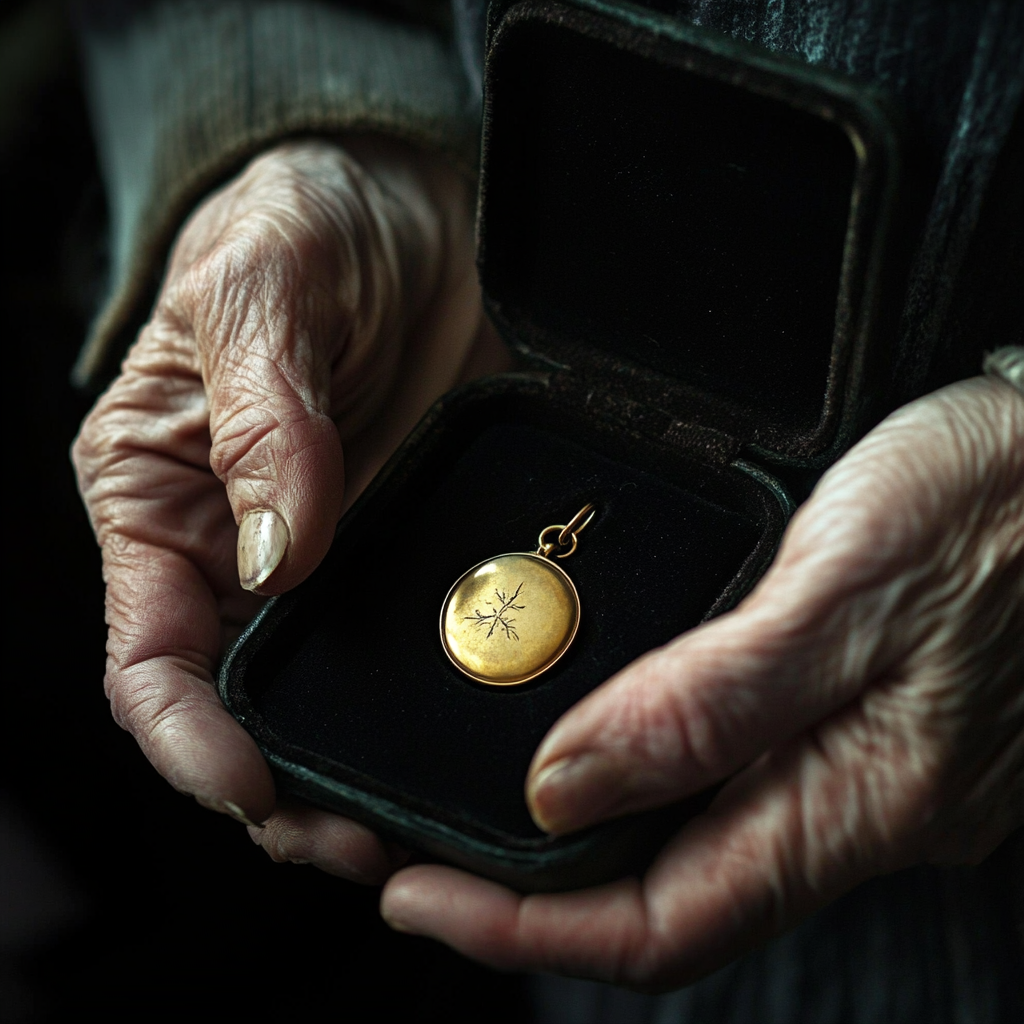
[463, 582, 525, 641]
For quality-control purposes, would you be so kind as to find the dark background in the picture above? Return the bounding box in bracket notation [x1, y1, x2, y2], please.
[2, 3, 1021, 1022]
[0, 4, 529, 1020]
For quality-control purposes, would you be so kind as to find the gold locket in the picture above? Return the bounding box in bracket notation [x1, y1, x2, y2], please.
[440, 504, 596, 687]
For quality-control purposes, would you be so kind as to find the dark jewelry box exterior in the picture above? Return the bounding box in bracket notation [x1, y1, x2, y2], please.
[219, 0, 907, 892]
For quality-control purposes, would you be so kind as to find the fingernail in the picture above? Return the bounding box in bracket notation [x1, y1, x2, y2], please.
[381, 909, 415, 934]
[527, 753, 623, 835]
[196, 794, 267, 827]
[222, 800, 265, 828]
[237, 509, 288, 591]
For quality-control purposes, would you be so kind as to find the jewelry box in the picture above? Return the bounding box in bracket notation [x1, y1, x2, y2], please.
[219, 0, 907, 892]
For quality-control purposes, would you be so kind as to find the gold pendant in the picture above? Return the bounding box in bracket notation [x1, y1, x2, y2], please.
[440, 504, 597, 687]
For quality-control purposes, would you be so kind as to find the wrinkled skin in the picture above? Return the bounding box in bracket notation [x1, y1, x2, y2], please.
[73, 139, 506, 879]
[75, 139, 1023, 985]
[382, 374, 1024, 987]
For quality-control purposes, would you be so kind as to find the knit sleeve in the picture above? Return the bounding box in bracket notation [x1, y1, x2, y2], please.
[73, 0, 479, 389]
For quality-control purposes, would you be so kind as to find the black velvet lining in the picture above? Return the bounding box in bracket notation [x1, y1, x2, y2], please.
[231, 385, 779, 841]
[480, 10, 857, 441]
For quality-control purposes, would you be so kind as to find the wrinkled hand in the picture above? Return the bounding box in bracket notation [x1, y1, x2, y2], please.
[382, 376, 1024, 986]
[74, 139, 496, 879]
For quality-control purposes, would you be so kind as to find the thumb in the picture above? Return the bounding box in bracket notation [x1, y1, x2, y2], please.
[229, 417, 345, 596]
[191, 230, 348, 594]
[163, 145, 401, 595]
[526, 378, 1024, 837]
[524, 593, 855, 835]
[525, 480, 925, 835]
[205, 284, 346, 595]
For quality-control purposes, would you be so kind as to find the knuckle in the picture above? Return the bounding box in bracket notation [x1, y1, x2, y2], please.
[614, 934, 670, 991]
[174, 239, 332, 421]
[206, 394, 281, 482]
[666, 690, 730, 779]
[208, 384, 333, 487]
[71, 395, 124, 490]
[586, 903, 681, 992]
[103, 659, 211, 756]
[70, 424, 98, 496]
[72, 377, 210, 544]
[173, 196, 329, 332]
[174, 238, 264, 336]
[641, 668, 744, 785]
[799, 716, 937, 881]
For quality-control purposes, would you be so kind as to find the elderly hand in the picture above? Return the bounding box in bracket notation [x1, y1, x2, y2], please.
[73, 138, 496, 880]
[381, 375, 1024, 987]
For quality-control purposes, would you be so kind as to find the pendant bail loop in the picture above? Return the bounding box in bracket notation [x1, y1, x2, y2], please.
[537, 503, 597, 559]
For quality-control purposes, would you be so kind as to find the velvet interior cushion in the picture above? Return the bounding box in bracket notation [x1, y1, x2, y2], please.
[481, 14, 857, 434]
[242, 397, 765, 840]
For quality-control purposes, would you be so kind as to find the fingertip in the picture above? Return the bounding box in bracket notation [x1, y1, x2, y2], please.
[381, 865, 514, 939]
[526, 753, 622, 835]
[227, 414, 345, 595]
[379, 875, 421, 933]
[251, 802, 403, 884]
[383, 914, 416, 934]
[189, 742, 277, 828]
[128, 671, 278, 827]
[222, 800, 267, 828]
[196, 794, 272, 828]
[379, 864, 436, 931]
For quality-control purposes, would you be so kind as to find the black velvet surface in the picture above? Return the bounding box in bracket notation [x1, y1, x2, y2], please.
[481, 9, 857, 438]
[235, 389, 772, 842]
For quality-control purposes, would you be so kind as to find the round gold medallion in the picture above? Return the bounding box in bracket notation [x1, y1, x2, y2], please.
[440, 504, 596, 687]
[441, 554, 580, 685]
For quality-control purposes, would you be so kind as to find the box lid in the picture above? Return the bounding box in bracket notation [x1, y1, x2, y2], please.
[478, 0, 903, 467]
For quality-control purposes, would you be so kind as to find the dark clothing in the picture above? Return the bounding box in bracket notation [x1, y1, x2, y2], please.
[74, 1, 1022, 396]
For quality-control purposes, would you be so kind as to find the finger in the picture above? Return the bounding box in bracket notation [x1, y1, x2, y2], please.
[524, 383, 1017, 835]
[381, 866, 653, 979]
[625, 691, 958, 988]
[175, 232, 346, 596]
[524, 576, 877, 836]
[527, 390, 1024, 839]
[101, 533, 276, 825]
[165, 145, 415, 595]
[383, 692, 941, 989]
[249, 800, 409, 884]
[75, 347, 275, 825]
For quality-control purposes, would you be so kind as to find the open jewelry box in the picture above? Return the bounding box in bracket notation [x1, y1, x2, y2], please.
[219, 0, 904, 892]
